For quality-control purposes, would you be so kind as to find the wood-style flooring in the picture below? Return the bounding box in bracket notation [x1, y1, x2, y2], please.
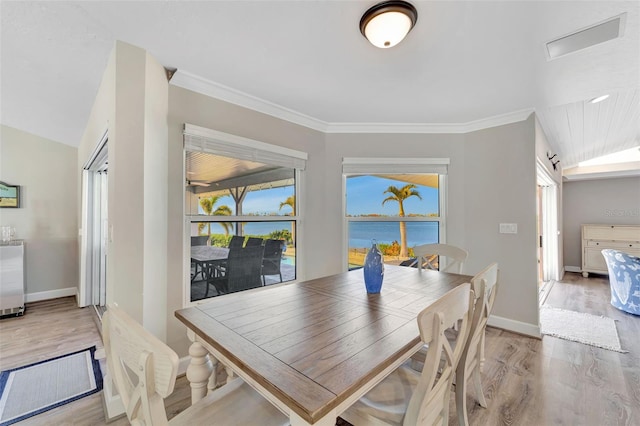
[0, 272, 638, 425]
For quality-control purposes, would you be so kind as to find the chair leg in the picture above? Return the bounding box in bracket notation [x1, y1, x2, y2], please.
[262, 274, 266, 286]
[456, 363, 470, 426]
[278, 272, 283, 283]
[472, 365, 488, 408]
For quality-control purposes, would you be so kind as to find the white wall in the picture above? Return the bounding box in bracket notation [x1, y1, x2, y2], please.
[78, 41, 169, 339]
[0, 125, 78, 299]
[563, 176, 640, 269]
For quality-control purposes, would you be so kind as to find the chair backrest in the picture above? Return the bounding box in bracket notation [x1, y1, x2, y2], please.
[404, 283, 474, 426]
[191, 236, 209, 246]
[226, 244, 265, 293]
[228, 235, 244, 249]
[412, 243, 468, 274]
[262, 239, 285, 274]
[245, 237, 264, 247]
[103, 304, 178, 426]
[462, 262, 499, 372]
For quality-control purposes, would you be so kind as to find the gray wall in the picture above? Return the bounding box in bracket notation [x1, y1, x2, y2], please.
[167, 85, 327, 354]
[322, 116, 539, 335]
[0, 125, 78, 297]
[563, 176, 640, 269]
[75, 44, 542, 355]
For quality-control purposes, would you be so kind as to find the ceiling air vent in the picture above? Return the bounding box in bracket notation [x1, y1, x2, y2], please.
[546, 13, 625, 60]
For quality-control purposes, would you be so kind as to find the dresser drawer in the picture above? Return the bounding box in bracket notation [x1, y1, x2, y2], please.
[586, 240, 640, 249]
[583, 225, 640, 241]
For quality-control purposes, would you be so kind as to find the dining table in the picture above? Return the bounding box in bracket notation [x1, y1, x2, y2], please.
[175, 264, 472, 425]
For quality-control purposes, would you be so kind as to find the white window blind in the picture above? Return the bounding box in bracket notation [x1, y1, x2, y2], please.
[184, 124, 307, 170]
[342, 157, 449, 175]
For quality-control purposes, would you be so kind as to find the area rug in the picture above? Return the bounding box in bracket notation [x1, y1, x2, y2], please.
[0, 346, 103, 425]
[540, 306, 627, 353]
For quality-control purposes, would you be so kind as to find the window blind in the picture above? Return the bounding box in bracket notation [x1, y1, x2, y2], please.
[184, 124, 307, 170]
[342, 157, 449, 175]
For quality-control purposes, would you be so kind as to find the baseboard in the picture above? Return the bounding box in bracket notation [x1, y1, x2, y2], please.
[488, 314, 541, 338]
[564, 266, 581, 273]
[25, 287, 77, 303]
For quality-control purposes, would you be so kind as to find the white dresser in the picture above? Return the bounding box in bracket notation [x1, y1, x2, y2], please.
[0, 240, 25, 316]
[581, 224, 640, 277]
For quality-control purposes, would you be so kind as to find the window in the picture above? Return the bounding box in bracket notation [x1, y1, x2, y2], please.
[343, 158, 448, 270]
[184, 125, 306, 302]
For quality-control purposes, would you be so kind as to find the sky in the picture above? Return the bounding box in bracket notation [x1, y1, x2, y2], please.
[198, 175, 439, 217]
[346, 176, 439, 216]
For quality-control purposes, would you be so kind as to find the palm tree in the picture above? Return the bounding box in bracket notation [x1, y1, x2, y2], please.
[198, 195, 232, 239]
[279, 195, 295, 246]
[382, 184, 421, 258]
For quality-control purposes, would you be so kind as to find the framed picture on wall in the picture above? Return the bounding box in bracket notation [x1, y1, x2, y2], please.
[0, 181, 20, 208]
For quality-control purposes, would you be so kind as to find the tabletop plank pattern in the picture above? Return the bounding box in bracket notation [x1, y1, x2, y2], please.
[176, 265, 471, 424]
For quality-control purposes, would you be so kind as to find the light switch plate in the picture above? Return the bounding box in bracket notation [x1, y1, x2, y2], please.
[500, 223, 518, 234]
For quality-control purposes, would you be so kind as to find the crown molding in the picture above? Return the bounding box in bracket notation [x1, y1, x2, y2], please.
[171, 70, 329, 132]
[171, 70, 534, 135]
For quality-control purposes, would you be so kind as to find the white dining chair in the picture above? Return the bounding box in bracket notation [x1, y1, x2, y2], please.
[102, 304, 288, 426]
[340, 283, 474, 426]
[412, 243, 469, 274]
[455, 262, 499, 426]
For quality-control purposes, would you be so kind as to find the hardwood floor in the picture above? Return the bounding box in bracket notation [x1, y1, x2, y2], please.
[1, 272, 638, 425]
[453, 272, 640, 426]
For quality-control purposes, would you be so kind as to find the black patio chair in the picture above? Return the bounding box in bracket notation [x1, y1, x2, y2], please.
[204, 244, 265, 296]
[262, 239, 285, 285]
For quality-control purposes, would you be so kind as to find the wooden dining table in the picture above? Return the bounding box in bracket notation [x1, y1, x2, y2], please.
[175, 264, 471, 425]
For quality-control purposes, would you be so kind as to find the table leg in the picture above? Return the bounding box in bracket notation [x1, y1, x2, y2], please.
[186, 341, 214, 404]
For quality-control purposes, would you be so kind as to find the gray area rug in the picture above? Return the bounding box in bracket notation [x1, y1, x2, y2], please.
[0, 346, 102, 425]
[540, 306, 627, 353]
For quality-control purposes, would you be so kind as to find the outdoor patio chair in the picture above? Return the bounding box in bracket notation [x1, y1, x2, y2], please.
[262, 239, 285, 285]
[228, 235, 244, 249]
[245, 237, 264, 247]
[204, 244, 265, 296]
[340, 284, 474, 426]
[102, 304, 288, 426]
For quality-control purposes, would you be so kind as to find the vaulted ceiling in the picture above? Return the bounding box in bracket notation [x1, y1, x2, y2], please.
[2, 1, 638, 169]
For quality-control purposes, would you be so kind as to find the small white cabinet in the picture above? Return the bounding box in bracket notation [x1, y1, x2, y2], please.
[581, 224, 640, 277]
[0, 241, 25, 316]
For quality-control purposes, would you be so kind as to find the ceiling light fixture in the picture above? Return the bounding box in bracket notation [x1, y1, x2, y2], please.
[590, 94, 610, 104]
[360, 1, 418, 49]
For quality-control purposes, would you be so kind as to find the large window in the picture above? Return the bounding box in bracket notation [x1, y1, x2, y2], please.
[343, 158, 447, 270]
[185, 125, 306, 302]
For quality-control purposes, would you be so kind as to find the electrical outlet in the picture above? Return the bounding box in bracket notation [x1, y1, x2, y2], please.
[499, 223, 518, 234]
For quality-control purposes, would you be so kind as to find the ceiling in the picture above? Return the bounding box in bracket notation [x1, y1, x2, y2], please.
[2, 1, 639, 170]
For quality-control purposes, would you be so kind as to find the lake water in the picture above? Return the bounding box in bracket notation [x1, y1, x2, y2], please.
[348, 221, 439, 248]
[242, 221, 438, 249]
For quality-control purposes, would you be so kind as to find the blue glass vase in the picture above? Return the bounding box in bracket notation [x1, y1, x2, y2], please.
[363, 240, 384, 293]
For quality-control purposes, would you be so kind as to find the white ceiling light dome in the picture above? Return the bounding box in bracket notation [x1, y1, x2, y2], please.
[360, 1, 418, 49]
